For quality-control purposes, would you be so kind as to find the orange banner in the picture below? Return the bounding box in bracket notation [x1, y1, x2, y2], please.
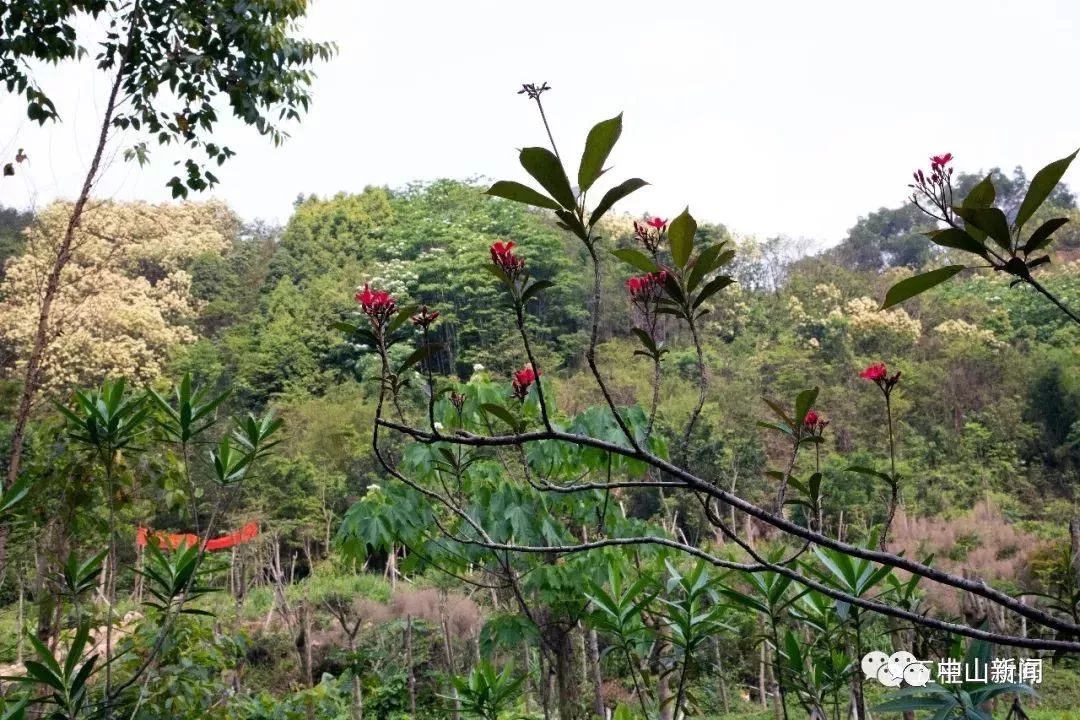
[136, 522, 259, 552]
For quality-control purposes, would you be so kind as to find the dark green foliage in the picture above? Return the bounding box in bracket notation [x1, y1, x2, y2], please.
[1, 0, 334, 197]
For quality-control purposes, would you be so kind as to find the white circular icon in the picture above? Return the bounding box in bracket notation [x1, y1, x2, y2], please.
[861, 651, 890, 679]
[888, 651, 918, 679]
[903, 662, 931, 687]
[876, 665, 903, 687]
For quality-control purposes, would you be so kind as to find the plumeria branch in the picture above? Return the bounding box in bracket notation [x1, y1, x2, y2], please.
[377, 415, 1080, 651]
[376, 417, 1080, 641]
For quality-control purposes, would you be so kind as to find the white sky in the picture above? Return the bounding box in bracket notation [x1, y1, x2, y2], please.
[2, 0, 1078, 247]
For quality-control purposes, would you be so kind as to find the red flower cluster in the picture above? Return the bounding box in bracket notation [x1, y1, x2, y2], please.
[356, 284, 397, 327]
[860, 362, 901, 395]
[491, 241, 525, 279]
[626, 270, 669, 300]
[511, 364, 538, 401]
[411, 305, 439, 329]
[633, 217, 667, 253]
[803, 409, 829, 434]
[909, 152, 954, 217]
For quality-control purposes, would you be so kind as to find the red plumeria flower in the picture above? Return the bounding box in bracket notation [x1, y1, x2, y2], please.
[859, 363, 888, 382]
[410, 305, 439, 329]
[355, 284, 397, 328]
[511, 364, 539, 401]
[909, 154, 956, 221]
[803, 409, 829, 435]
[626, 270, 668, 300]
[490, 240, 525, 279]
[860, 362, 901, 395]
[634, 217, 667, 253]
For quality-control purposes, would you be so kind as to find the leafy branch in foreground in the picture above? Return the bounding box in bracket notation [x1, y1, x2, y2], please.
[884, 150, 1079, 322]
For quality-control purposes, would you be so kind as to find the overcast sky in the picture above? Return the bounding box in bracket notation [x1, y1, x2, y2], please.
[2, 0, 1078, 247]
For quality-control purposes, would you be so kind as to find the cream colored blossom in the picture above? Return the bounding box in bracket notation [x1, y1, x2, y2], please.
[934, 319, 1004, 348]
[0, 200, 236, 390]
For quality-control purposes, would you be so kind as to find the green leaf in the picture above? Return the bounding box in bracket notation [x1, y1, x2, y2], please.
[668, 207, 696, 268]
[612, 248, 659, 274]
[874, 696, 955, 712]
[521, 279, 554, 304]
[519, 147, 576, 211]
[686, 243, 726, 292]
[578, 113, 622, 192]
[954, 207, 1011, 251]
[589, 178, 648, 226]
[847, 466, 894, 485]
[481, 403, 521, 433]
[962, 174, 996, 209]
[397, 344, 436, 375]
[926, 228, 988, 259]
[631, 328, 658, 356]
[485, 180, 560, 210]
[692, 276, 733, 309]
[794, 387, 819, 428]
[881, 265, 965, 309]
[1015, 149, 1078, 228]
[1024, 217, 1070, 255]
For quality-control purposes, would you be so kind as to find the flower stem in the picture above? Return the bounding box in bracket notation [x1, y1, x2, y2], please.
[881, 393, 898, 551]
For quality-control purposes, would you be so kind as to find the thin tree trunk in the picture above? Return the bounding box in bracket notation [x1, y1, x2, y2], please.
[523, 640, 533, 714]
[587, 628, 604, 718]
[16, 576, 25, 663]
[538, 642, 552, 720]
[758, 642, 768, 708]
[711, 637, 730, 713]
[441, 602, 460, 720]
[405, 616, 416, 717]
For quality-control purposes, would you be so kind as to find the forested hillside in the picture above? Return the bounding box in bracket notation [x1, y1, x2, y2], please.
[3, 150, 1080, 717]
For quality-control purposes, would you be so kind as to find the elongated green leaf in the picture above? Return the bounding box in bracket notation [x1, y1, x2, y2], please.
[954, 207, 1011, 250]
[963, 174, 996, 209]
[794, 387, 819, 428]
[926, 228, 988, 258]
[555, 209, 588, 240]
[521, 279, 554, 303]
[631, 328, 658, 354]
[692, 276, 733, 309]
[847, 466, 894, 484]
[520, 147, 576, 210]
[686, 243, 725, 292]
[881, 265, 965, 309]
[481, 403, 521, 433]
[396, 344, 436, 376]
[1024, 217, 1070, 254]
[589, 178, 648, 225]
[874, 697, 955, 712]
[485, 180, 560, 210]
[578, 113, 622, 192]
[668, 207, 696, 268]
[1015, 149, 1078, 228]
[612, 248, 659, 273]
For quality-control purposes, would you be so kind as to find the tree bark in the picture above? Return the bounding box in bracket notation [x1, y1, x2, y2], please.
[548, 623, 580, 720]
[441, 601, 461, 720]
[405, 615, 416, 717]
[587, 627, 605, 718]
